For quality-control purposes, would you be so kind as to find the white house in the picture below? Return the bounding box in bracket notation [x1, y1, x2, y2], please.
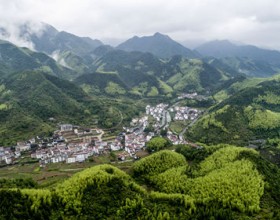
[67, 157, 76, 163]
[16, 142, 31, 152]
[75, 153, 86, 162]
[60, 124, 73, 132]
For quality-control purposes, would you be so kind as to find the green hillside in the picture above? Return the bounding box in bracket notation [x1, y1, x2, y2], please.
[76, 50, 233, 98]
[0, 71, 91, 145]
[188, 77, 280, 145]
[0, 71, 143, 145]
[164, 56, 230, 93]
[1, 146, 280, 219]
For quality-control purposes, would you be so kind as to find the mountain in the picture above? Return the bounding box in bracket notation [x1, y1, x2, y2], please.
[187, 75, 280, 145]
[0, 22, 104, 75]
[117, 32, 200, 59]
[76, 50, 233, 97]
[19, 22, 103, 57]
[196, 40, 280, 68]
[0, 40, 76, 79]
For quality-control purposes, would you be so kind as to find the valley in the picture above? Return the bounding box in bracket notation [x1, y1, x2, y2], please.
[1, 21, 280, 219]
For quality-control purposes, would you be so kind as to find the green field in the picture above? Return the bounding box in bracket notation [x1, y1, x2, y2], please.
[169, 121, 188, 134]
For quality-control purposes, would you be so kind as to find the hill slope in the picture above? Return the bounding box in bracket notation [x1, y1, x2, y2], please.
[0, 71, 92, 145]
[187, 76, 280, 145]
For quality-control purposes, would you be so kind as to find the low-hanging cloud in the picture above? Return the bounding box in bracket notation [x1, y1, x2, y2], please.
[1, 0, 280, 49]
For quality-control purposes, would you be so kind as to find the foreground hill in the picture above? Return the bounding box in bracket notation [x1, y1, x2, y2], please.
[117, 32, 200, 59]
[1, 146, 279, 219]
[187, 76, 280, 145]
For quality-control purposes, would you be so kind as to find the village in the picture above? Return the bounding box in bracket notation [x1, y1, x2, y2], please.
[0, 95, 203, 166]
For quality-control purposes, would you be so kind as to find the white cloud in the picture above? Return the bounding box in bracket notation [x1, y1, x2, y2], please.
[1, 0, 280, 49]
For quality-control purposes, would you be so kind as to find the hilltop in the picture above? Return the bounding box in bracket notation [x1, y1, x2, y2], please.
[0, 146, 279, 219]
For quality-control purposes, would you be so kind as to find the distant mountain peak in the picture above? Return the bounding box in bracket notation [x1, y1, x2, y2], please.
[117, 33, 199, 59]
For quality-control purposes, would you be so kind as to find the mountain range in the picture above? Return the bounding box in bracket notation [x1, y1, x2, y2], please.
[2, 22, 280, 78]
[2, 22, 280, 145]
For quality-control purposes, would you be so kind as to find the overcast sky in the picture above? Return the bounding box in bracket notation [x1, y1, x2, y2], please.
[1, 0, 280, 49]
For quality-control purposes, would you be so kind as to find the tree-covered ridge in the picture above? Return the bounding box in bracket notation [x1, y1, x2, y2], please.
[188, 77, 280, 145]
[55, 164, 145, 214]
[1, 146, 280, 219]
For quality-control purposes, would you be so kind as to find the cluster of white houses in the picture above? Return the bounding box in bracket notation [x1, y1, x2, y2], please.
[30, 126, 123, 164]
[0, 147, 14, 165]
[1, 101, 201, 165]
[145, 104, 168, 122]
[124, 132, 154, 156]
[171, 106, 200, 121]
[178, 92, 198, 100]
[0, 142, 33, 165]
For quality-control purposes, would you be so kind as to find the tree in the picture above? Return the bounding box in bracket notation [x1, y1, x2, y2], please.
[146, 137, 171, 152]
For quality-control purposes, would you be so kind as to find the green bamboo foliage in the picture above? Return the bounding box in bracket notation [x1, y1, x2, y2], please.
[21, 189, 52, 213]
[150, 166, 190, 193]
[0, 145, 273, 219]
[132, 150, 187, 179]
[189, 159, 264, 213]
[198, 146, 259, 175]
[55, 164, 145, 214]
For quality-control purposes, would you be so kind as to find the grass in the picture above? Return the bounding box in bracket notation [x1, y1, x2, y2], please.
[169, 121, 188, 134]
[0, 155, 113, 188]
[0, 104, 8, 110]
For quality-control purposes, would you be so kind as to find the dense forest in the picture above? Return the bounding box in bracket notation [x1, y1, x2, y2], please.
[1, 145, 280, 219]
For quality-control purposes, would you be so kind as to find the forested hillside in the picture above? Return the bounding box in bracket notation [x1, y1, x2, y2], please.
[1, 146, 279, 219]
[188, 76, 280, 145]
[0, 70, 143, 145]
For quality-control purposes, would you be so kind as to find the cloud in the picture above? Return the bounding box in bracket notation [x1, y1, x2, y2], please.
[1, 0, 280, 49]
